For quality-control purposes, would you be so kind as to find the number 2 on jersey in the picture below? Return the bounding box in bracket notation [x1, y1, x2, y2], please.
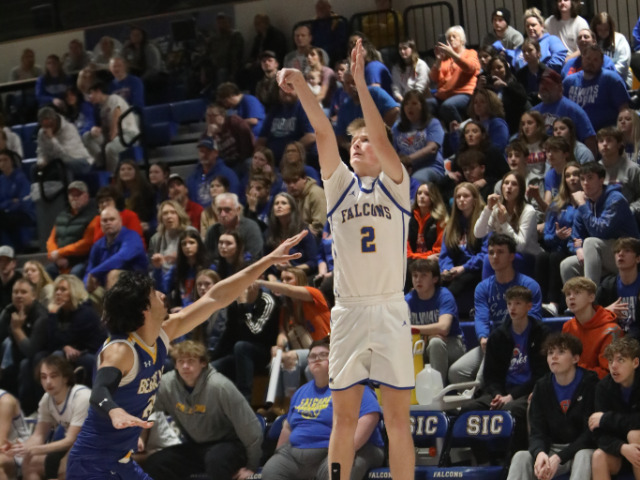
[360, 227, 376, 253]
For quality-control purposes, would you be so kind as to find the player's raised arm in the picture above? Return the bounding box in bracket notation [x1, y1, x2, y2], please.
[163, 230, 308, 340]
[351, 39, 403, 184]
[277, 68, 341, 179]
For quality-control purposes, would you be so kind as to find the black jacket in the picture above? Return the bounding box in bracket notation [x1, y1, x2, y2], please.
[482, 316, 549, 399]
[529, 368, 599, 463]
[594, 368, 640, 455]
[596, 274, 640, 339]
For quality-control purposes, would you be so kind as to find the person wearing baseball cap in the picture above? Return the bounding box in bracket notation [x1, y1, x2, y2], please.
[167, 173, 203, 231]
[256, 51, 280, 112]
[481, 8, 524, 50]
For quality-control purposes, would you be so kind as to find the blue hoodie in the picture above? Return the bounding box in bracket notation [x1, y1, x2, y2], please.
[494, 33, 568, 73]
[439, 218, 489, 272]
[572, 184, 639, 243]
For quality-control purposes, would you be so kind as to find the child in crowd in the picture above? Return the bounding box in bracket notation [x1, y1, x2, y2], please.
[542, 136, 574, 210]
[562, 276, 623, 379]
[591, 337, 640, 479]
[507, 332, 598, 480]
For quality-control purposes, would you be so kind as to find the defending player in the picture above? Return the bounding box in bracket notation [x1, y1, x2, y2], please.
[278, 39, 414, 480]
[65, 231, 307, 479]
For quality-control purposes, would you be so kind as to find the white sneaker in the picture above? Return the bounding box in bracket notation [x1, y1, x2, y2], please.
[542, 303, 558, 317]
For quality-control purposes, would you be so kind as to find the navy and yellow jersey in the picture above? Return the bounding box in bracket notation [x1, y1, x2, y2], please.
[71, 329, 169, 461]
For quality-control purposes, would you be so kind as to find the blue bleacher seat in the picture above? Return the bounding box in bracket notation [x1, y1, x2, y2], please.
[170, 99, 208, 125]
[21, 122, 39, 159]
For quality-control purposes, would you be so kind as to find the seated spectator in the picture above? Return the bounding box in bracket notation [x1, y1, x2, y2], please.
[148, 161, 170, 207]
[407, 182, 447, 267]
[590, 337, 640, 479]
[0, 113, 23, 159]
[0, 150, 34, 251]
[260, 336, 384, 480]
[560, 162, 640, 284]
[10, 355, 90, 480]
[35, 54, 69, 108]
[563, 45, 629, 133]
[108, 56, 145, 109]
[392, 89, 445, 184]
[281, 163, 327, 237]
[263, 193, 318, 280]
[0, 278, 48, 412]
[329, 59, 350, 125]
[482, 8, 524, 49]
[143, 340, 263, 480]
[244, 175, 272, 231]
[592, 12, 632, 84]
[449, 234, 543, 384]
[553, 116, 595, 164]
[476, 45, 498, 86]
[353, 36, 394, 97]
[542, 136, 574, 207]
[284, 24, 329, 72]
[114, 160, 156, 235]
[406, 259, 465, 385]
[597, 127, 640, 220]
[428, 25, 480, 128]
[452, 88, 509, 153]
[247, 147, 283, 196]
[90, 185, 145, 247]
[361, 0, 403, 51]
[256, 88, 317, 161]
[120, 26, 164, 80]
[496, 8, 568, 73]
[84, 82, 139, 173]
[216, 83, 265, 138]
[335, 72, 398, 151]
[210, 280, 279, 403]
[149, 200, 196, 273]
[22, 260, 53, 308]
[280, 141, 321, 184]
[0, 389, 29, 478]
[519, 111, 548, 187]
[46, 181, 96, 278]
[214, 231, 249, 280]
[391, 39, 429, 102]
[457, 150, 495, 200]
[204, 103, 254, 176]
[167, 173, 203, 231]
[92, 36, 121, 70]
[462, 286, 549, 453]
[544, 0, 590, 55]
[62, 86, 95, 136]
[207, 12, 245, 86]
[538, 162, 582, 315]
[0, 247, 20, 312]
[75, 67, 95, 100]
[61, 39, 92, 75]
[439, 183, 487, 317]
[514, 38, 546, 107]
[9, 48, 42, 81]
[36, 106, 92, 176]
[306, 47, 337, 109]
[188, 138, 241, 208]
[617, 108, 640, 164]
[204, 193, 264, 261]
[200, 175, 229, 238]
[190, 270, 227, 352]
[311, 0, 349, 67]
[486, 55, 530, 134]
[531, 68, 597, 155]
[254, 50, 281, 113]
[84, 206, 148, 292]
[561, 28, 617, 78]
[154, 230, 211, 309]
[507, 332, 598, 480]
[597, 237, 640, 339]
[562, 276, 622, 378]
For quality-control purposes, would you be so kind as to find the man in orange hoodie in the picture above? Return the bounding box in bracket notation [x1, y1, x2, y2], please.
[562, 276, 623, 379]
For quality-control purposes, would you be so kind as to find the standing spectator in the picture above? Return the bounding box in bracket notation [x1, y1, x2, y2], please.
[562, 45, 630, 132]
[61, 39, 92, 75]
[254, 51, 281, 113]
[482, 8, 524, 49]
[544, 0, 590, 55]
[249, 14, 287, 66]
[207, 12, 244, 86]
[143, 340, 264, 480]
[391, 39, 429, 102]
[35, 55, 69, 108]
[120, 26, 164, 80]
[591, 12, 632, 85]
[84, 83, 139, 173]
[428, 26, 480, 128]
[203, 105, 253, 178]
[108, 56, 145, 109]
[36, 106, 93, 176]
[0, 150, 34, 251]
[216, 83, 265, 138]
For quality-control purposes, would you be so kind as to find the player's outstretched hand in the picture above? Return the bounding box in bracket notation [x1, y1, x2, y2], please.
[109, 407, 154, 430]
[350, 39, 366, 87]
[267, 230, 308, 264]
[277, 68, 304, 94]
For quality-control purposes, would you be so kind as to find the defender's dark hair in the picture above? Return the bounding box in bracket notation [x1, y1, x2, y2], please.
[103, 271, 155, 334]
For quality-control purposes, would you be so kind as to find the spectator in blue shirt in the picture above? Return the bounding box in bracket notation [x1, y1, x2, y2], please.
[217, 82, 265, 137]
[0, 150, 34, 251]
[108, 56, 145, 109]
[35, 55, 69, 108]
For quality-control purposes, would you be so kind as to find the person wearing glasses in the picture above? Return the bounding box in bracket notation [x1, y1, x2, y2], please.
[261, 336, 384, 480]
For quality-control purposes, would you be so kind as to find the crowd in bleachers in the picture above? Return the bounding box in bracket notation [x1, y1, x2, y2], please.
[3, 0, 640, 477]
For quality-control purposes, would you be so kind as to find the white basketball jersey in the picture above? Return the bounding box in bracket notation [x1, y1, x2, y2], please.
[0, 389, 30, 442]
[38, 384, 91, 432]
[325, 161, 411, 299]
